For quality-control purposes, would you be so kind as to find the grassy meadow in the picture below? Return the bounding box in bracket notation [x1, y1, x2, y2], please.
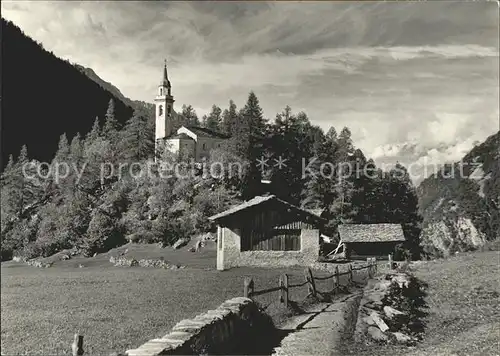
[1, 242, 350, 355]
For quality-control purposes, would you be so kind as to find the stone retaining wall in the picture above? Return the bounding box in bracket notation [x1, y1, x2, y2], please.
[109, 256, 186, 269]
[125, 297, 274, 356]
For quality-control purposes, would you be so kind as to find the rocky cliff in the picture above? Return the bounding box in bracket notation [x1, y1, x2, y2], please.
[417, 131, 500, 257]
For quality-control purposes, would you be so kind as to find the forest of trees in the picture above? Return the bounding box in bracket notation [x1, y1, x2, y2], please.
[1, 91, 423, 261]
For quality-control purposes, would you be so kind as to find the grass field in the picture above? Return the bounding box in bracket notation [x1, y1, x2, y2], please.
[342, 251, 500, 356]
[1, 242, 353, 355]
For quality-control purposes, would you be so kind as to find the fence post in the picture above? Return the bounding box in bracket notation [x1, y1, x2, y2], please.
[72, 334, 84, 356]
[279, 274, 289, 308]
[334, 266, 340, 291]
[348, 264, 353, 284]
[244, 277, 254, 298]
[388, 254, 393, 270]
[304, 268, 317, 297]
[366, 257, 371, 278]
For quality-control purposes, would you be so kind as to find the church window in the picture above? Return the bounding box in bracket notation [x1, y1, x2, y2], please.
[160, 88, 163, 95]
[167, 106, 171, 114]
[203, 143, 207, 150]
[159, 105, 163, 116]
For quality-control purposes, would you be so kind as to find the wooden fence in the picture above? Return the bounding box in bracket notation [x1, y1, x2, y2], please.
[243, 257, 378, 305]
[72, 256, 395, 355]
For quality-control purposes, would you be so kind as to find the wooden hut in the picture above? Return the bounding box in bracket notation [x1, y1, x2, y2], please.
[335, 223, 405, 259]
[209, 195, 326, 270]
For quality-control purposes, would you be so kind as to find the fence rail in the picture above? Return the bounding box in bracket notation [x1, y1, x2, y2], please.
[243, 257, 379, 305]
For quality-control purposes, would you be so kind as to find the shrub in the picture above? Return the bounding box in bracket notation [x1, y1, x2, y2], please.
[81, 210, 125, 256]
[394, 243, 411, 261]
[381, 275, 429, 336]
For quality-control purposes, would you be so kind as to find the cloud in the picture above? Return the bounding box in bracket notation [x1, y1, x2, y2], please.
[1, 0, 498, 184]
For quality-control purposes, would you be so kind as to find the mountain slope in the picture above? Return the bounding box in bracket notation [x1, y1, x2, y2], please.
[1, 18, 134, 168]
[417, 130, 500, 257]
[75, 66, 175, 126]
[73, 64, 134, 107]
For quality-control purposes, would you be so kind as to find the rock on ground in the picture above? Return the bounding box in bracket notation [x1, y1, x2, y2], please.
[368, 326, 388, 342]
[173, 238, 189, 250]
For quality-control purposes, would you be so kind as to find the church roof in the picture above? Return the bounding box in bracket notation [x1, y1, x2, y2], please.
[184, 126, 230, 139]
[167, 133, 194, 140]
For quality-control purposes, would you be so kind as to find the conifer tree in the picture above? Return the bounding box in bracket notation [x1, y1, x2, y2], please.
[70, 133, 83, 162]
[85, 117, 101, 147]
[206, 105, 222, 132]
[222, 100, 238, 136]
[241, 91, 266, 142]
[103, 98, 120, 142]
[302, 126, 339, 212]
[54, 133, 70, 162]
[120, 109, 155, 162]
[1, 146, 39, 218]
[268, 106, 315, 205]
[181, 104, 200, 126]
[201, 114, 208, 128]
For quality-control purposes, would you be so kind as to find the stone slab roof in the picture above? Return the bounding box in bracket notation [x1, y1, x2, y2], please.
[185, 126, 230, 139]
[167, 133, 194, 140]
[338, 223, 405, 243]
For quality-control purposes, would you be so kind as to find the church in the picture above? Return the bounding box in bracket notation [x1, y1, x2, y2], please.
[154, 61, 230, 161]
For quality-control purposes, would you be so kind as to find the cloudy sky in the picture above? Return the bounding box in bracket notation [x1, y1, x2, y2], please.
[2, 1, 499, 183]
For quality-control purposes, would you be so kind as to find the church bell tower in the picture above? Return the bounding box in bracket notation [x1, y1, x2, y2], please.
[155, 59, 175, 145]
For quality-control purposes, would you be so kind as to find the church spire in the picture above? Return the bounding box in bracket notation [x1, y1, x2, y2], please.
[162, 59, 170, 87]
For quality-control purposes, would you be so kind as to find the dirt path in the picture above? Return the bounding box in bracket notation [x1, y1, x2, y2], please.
[272, 293, 363, 356]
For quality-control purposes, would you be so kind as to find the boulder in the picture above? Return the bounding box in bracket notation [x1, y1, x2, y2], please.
[61, 254, 70, 261]
[383, 306, 405, 319]
[370, 311, 389, 332]
[367, 326, 388, 342]
[391, 332, 416, 345]
[373, 280, 392, 292]
[173, 238, 189, 250]
[383, 305, 409, 330]
[362, 315, 376, 326]
[387, 273, 411, 288]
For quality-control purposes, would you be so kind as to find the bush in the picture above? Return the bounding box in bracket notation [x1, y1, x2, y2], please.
[1, 246, 14, 261]
[394, 243, 411, 261]
[126, 231, 157, 244]
[381, 275, 429, 336]
[152, 215, 194, 246]
[81, 210, 125, 256]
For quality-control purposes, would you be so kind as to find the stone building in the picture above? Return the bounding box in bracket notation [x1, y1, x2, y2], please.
[209, 195, 326, 271]
[154, 60, 230, 160]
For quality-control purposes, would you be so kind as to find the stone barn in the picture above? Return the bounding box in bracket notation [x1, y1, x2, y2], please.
[337, 223, 405, 259]
[209, 195, 326, 271]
